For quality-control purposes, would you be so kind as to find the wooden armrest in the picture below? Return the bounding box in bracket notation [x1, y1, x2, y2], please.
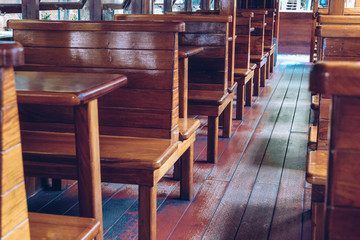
[179, 118, 200, 140]
[234, 68, 252, 77]
[228, 82, 238, 93]
[188, 90, 229, 105]
[250, 27, 255, 32]
[179, 46, 204, 58]
[29, 212, 100, 240]
[310, 62, 360, 96]
[251, 22, 265, 28]
[21, 131, 179, 170]
[237, 11, 254, 18]
[306, 151, 328, 185]
[250, 63, 257, 70]
[308, 126, 318, 150]
[311, 94, 319, 110]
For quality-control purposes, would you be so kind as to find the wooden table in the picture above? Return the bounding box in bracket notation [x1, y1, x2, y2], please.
[178, 46, 204, 121]
[15, 71, 127, 239]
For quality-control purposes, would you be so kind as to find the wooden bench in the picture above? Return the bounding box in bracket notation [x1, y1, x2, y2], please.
[0, 42, 101, 240]
[237, 9, 269, 96]
[234, 11, 256, 119]
[176, 8, 257, 120]
[114, 14, 234, 163]
[264, 9, 276, 77]
[9, 20, 198, 240]
[310, 61, 360, 239]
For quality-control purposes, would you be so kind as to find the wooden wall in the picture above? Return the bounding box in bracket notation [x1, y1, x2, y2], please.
[278, 12, 312, 55]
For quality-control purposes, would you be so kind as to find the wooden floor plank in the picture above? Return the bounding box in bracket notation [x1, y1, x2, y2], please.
[255, 64, 304, 185]
[292, 64, 312, 133]
[208, 61, 286, 182]
[235, 183, 280, 240]
[167, 180, 228, 240]
[203, 63, 296, 240]
[302, 187, 312, 240]
[268, 133, 308, 240]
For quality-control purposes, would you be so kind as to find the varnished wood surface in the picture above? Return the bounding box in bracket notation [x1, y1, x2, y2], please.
[115, 14, 232, 22]
[25, 56, 312, 240]
[316, 25, 360, 37]
[310, 61, 360, 96]
[178, 46, 204, 58]
[318, 15, 360, 24]
[29, 212, 100, 240]
[0, 41, 24, 67]
[15, 71, 127, 105]
[8, 20, 186, 32]
[306, 151, 328, 185]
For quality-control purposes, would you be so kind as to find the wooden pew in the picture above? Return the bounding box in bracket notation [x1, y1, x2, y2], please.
[8, 20, 198, 240]
[237, 9, 269, 96]
[114, 14, 234, 163]
[174, 9, 257, 120]
[0, 41, 101, 240]
[310, 61, 360, 240]
[264, 8, 276, 77]
[234, 11, 256, 119]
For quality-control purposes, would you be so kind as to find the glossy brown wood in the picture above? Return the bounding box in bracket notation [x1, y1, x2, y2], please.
[15, 71, 127, 105]
[8, 20, 185, 32]
[10, 20, 196, 240]
[114, 13, 235, 162]
[310, 61, 360, 239]
[329, 0, 345, 15]
[0, 42, 100, 240]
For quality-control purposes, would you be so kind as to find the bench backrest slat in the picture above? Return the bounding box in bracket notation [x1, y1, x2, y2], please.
[9, 20, 184, 140]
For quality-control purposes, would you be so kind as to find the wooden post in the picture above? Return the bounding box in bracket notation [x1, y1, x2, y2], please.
[328, 0, 345, 15]
[131, 0, 151, 14]
[22, 0, 39, 19]
[89, 0, 103, 20]
[200, 0, 211, 10]
[184, 0, 193, 11]
[164, 0, 172, 12]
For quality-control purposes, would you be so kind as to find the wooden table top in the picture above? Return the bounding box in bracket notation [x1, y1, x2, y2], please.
[15, 71, 127, 105]
[178, 46, 204, 58]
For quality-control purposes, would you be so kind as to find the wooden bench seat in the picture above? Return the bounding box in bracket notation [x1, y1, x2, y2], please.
[0, 42, 101, 240]
[9, 20, 196, 240]
[29, 213, 100, 240]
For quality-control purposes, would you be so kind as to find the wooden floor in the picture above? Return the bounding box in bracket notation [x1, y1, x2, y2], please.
[27, 54, 312, 240]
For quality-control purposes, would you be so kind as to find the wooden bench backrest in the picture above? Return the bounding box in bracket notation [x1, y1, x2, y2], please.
[0, 42, 31, 239]
[310, 61, 360, 239]
[264, 9, 275, 47]
[316, 25, 360, 61]
[8, 20, 184, 140]
[235, 11, 254, 70]
[237, 9, 267, 57]
[114, 14, 232, 93]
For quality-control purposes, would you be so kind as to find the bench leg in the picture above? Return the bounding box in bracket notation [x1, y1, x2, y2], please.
[222, 101, 232, 138]
[173, 161, 181, 181]
[74, 100, 103, 240]
[207, 116, 219, 163]
[139, 185, 157, 240]
[260, 63, 266, 88]
[270, 53, 274, 73]
[236, 83, 245, 120]
[245, 76, 253, 107]
[180, 143, 194, 201]
[267, 57, 271, 79]
[253, 67, 260, 96]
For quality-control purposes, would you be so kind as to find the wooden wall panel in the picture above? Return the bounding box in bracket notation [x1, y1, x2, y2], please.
[278, 12, 312, 55]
